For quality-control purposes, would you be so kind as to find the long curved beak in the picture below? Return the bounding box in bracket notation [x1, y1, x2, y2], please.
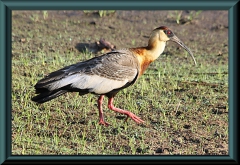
[170, 35, 197, 66]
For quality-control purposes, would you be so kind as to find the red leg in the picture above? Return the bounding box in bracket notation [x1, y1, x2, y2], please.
[107, 97, 144, 124]
[97, 95, 110, 126]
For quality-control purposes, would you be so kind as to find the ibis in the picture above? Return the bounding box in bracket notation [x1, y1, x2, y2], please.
[32, 26, 197, 126]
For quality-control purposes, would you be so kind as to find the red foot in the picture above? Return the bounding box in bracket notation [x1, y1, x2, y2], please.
[125, 111, 144, 124]
[97, 95, 110, 126]
[107, 97, 144, 125]
[99, 120, 110, 126]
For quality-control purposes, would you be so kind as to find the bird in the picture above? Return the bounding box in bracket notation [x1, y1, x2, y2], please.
[31, 26, 197, 126]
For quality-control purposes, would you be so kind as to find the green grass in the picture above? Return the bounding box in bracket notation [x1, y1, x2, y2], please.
[170, 10, 203, 25]
[83, 10, 116, 17]
[11, 10, 228, 155]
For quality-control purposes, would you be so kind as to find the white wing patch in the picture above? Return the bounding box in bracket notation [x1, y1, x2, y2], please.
[71, 74, 129, 94]
[47, 74, 80, 90]
[48, 73, 131, 94]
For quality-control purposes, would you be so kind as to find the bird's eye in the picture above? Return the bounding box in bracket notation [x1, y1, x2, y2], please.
[164, 30, 173, 37]
[166, 30, 172, 35]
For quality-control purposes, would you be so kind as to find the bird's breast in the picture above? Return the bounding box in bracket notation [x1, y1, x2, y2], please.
[130, 48, 153, 76]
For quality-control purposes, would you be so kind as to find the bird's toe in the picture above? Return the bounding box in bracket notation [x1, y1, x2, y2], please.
[126, 112, 144, 124]
[99, 120, 110, 126]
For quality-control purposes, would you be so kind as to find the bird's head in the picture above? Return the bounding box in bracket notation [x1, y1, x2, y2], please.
[152, 26, 197, 65]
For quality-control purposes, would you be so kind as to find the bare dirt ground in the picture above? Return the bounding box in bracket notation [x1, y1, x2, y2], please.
[13, 10, 228, 56]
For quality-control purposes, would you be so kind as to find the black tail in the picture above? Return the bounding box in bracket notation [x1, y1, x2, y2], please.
[31, 89, 68, 103]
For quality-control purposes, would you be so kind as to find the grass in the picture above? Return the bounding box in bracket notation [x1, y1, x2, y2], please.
[83, 10, 116, 17]
[171, 10, 203, 25]
[11, 10, 228, 155]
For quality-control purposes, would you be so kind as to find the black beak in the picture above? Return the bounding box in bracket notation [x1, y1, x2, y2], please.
[170, 35, 197, 66]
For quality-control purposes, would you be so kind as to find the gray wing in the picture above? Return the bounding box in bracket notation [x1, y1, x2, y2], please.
[35, 49, 140, 95]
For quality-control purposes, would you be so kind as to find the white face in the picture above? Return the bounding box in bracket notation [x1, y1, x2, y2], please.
[158, 30, 171, 42]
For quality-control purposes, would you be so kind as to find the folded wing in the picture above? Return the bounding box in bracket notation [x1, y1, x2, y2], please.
[32, 49, 140, 103]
